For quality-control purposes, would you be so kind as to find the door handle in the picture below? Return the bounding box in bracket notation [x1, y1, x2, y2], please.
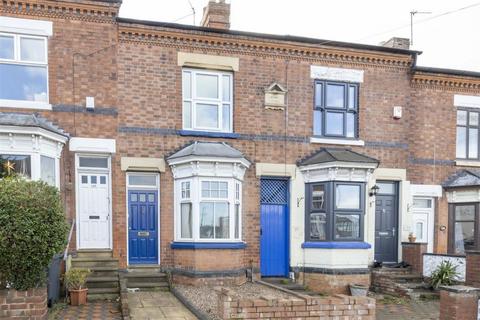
[392, 228, 396, 237]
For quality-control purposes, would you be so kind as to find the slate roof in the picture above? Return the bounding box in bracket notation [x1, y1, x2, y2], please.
[168, 141, 245, 160]
[0, 112, 69, 137]
[298, 148, 379, 166]
[443, 170, 480, 188]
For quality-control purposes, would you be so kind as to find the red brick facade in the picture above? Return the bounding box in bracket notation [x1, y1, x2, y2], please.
[2, 0, 480, 289]
[402, 242, 428, 274]
[0, 288, 48, 320]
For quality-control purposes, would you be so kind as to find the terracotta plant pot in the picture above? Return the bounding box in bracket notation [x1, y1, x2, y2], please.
[69, 288, 88, 306]
[408, 234, 417, 243]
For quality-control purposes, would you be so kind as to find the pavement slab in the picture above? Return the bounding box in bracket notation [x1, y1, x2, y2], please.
[128, 291, 197, 320]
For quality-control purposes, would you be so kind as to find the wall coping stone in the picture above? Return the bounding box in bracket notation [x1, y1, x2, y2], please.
[439, 285, 480, 294]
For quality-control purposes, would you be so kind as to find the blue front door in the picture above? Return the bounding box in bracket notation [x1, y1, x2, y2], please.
[260, 178, 289, 277]
[128, 190, 158, 264]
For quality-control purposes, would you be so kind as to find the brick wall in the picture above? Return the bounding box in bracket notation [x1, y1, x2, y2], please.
[0, 288, 48, 320]
[466, 251, 480, 287]
[440, 286, 480, 320]
[402, 242, 428, 274]
[217, 287, 375, 320]
[300, 271, 370, 295]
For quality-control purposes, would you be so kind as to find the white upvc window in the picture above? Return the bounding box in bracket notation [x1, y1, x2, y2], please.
[0, 32, 49, 109]
[182, 68, 233, 132]
[176, 177, 242, 242]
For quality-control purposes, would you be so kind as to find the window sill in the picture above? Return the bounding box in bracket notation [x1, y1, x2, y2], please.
[310, 137, 365, 146]
[178, 130, 240, 139]
[302, 241, 371, 249]
[455, 160, 480, 167]
[0, 99, 52, 110]
[170, 241, 246, 249]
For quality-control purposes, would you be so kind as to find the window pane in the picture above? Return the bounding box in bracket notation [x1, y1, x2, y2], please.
[20, 37, 46, 62]
[81, 175, 88, 184]
[455, 205, 475, 221]
[222, 75, 231, 101]
[91, 176, 97, 184]
[183, 102, 192, 128]
[0, 155, 31, 178]
[348, 86, 356, 109]
[335, 214, 360, 239]
[100, 176, 106, 184]
[40, 155, 55, 186]
[0, 64, 47, 102]
[310, 213, 326, 240]
[325, 112, 344, 135]
[215, 202, 229, 239]
[469, 128, 478, 158]
[377, 182, 395, 194]
[315, 83, 322, 107]
[456, 126, 467, 158]
[470, 112, 479, 126]
[181, 181, 190, 199]
[235, 183, 240, 200]
[182, 71, 191, 99]
[454, 221, 475, 254]
[312, 185, 325, 210]
[313, 110, 322, 136]
[235, 204, 240, 239]
[346, 113, 355, 138]
[326, 84, 344, 108]
[415, 222, 424, 240]
[128, 175, 156, 186]
[412, 198, 432, 208]
[202, 181, 210, 197]
[199, 202, 214, 238]
[0, 35, 14, 60]
[457, 110, 467, 125]
[336, 184, 360, 209]
[79, 157, 108, 168]
[181, 203, 192, 238]
[196, 103, 218, 128]
[196, 74, 218, 98]
[222, 104, 231, 132]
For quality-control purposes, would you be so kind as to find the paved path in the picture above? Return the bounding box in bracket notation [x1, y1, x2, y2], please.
[54, 301, 122, 320]
[128, 291, 197, 320]
[376, 300, 439, 320]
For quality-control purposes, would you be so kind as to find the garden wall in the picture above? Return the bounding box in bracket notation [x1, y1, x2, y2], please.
[0, 287, 48, 319]
[423, 254, 466, 281]
[217, 287, 375, 319]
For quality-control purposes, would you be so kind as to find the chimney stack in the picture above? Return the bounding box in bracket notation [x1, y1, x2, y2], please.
[200, 0, 230, 30]
[380, 37, 410, 50]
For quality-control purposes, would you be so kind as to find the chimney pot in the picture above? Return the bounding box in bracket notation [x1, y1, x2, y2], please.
[380, 37, 410, 50]
[201, 0, 230, 30]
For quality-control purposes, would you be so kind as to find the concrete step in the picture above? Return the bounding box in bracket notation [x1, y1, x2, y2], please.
[392, 274, 424, 283]
[402, 282, 429, 290]
[125, 272, 167, 282]
[87, 287, 120, 295]
[126, 282, 169, 290]
[127, 265, 162, 273]
[71, 257, 119, 268]
[87, 267, 119, 278]
[86, 276, 119, 289]
[408, 289, 439, 300]
[76, 250, 113, 259]
[88, 293, 119, 301]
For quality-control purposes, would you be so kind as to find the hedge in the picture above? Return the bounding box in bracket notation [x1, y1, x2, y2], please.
[0, 178, 68, 290]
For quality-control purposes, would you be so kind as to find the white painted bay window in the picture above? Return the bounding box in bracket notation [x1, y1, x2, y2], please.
[182, 69, 233, 132]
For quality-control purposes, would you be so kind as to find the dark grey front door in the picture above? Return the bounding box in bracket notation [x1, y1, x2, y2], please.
[374, 182, 398, 263]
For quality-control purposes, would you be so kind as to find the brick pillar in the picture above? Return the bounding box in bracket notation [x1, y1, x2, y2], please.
[440, 285, 480, 320]
[402, 242, 427, 274]
[466, 251, 480, 287]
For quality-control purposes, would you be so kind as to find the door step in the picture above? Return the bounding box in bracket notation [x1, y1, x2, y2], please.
[76, 250, 113, 259]
[127, 265, 162, 273]
[71, 257, 119, 268]
[125, 271, 169, 291]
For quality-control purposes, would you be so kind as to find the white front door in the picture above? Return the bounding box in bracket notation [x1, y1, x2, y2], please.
[412, 197, 435, 253]
[78, 172, 111, 249]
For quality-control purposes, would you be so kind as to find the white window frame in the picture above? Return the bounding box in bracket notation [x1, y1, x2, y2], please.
[175, 176, 242, 242]
[0, 32, 50, 110]
[182, 68, 233, 133]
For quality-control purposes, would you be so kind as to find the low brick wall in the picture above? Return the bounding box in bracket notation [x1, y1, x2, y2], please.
[402, 242, 427, 274]
[371, 268, 412, 297]
[217, 287, 375, 319]
[300, 270, 370, 295]
[173, 273, 246, 286]
[466, 251, 480, 287]
[0, 287, 48, 319]
[439, 285, 480, 320]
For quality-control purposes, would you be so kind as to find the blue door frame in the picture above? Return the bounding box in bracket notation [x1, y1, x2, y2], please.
[128, 190, 158, 264]
[260, 178, 290, 277]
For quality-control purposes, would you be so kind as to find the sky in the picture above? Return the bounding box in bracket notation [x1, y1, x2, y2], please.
[119, 0, 480, 72]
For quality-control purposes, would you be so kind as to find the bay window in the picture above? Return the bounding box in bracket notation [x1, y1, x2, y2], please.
[182, 69, 233, 132]
[176, 178, 242, 242]
[306, 181, 365, 242]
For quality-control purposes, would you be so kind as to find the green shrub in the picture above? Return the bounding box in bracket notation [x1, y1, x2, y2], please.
[64, 268, 90, 290]
[430, 261, 459, 289]
[0, 177, 68, 290]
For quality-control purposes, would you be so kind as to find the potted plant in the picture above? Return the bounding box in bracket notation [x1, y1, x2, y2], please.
[408, 232, 416, 243]
[64, 268, 90, 306]
[349, 283, 369, 296]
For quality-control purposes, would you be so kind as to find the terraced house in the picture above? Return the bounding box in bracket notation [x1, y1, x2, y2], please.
[2, 0, 480, 297]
